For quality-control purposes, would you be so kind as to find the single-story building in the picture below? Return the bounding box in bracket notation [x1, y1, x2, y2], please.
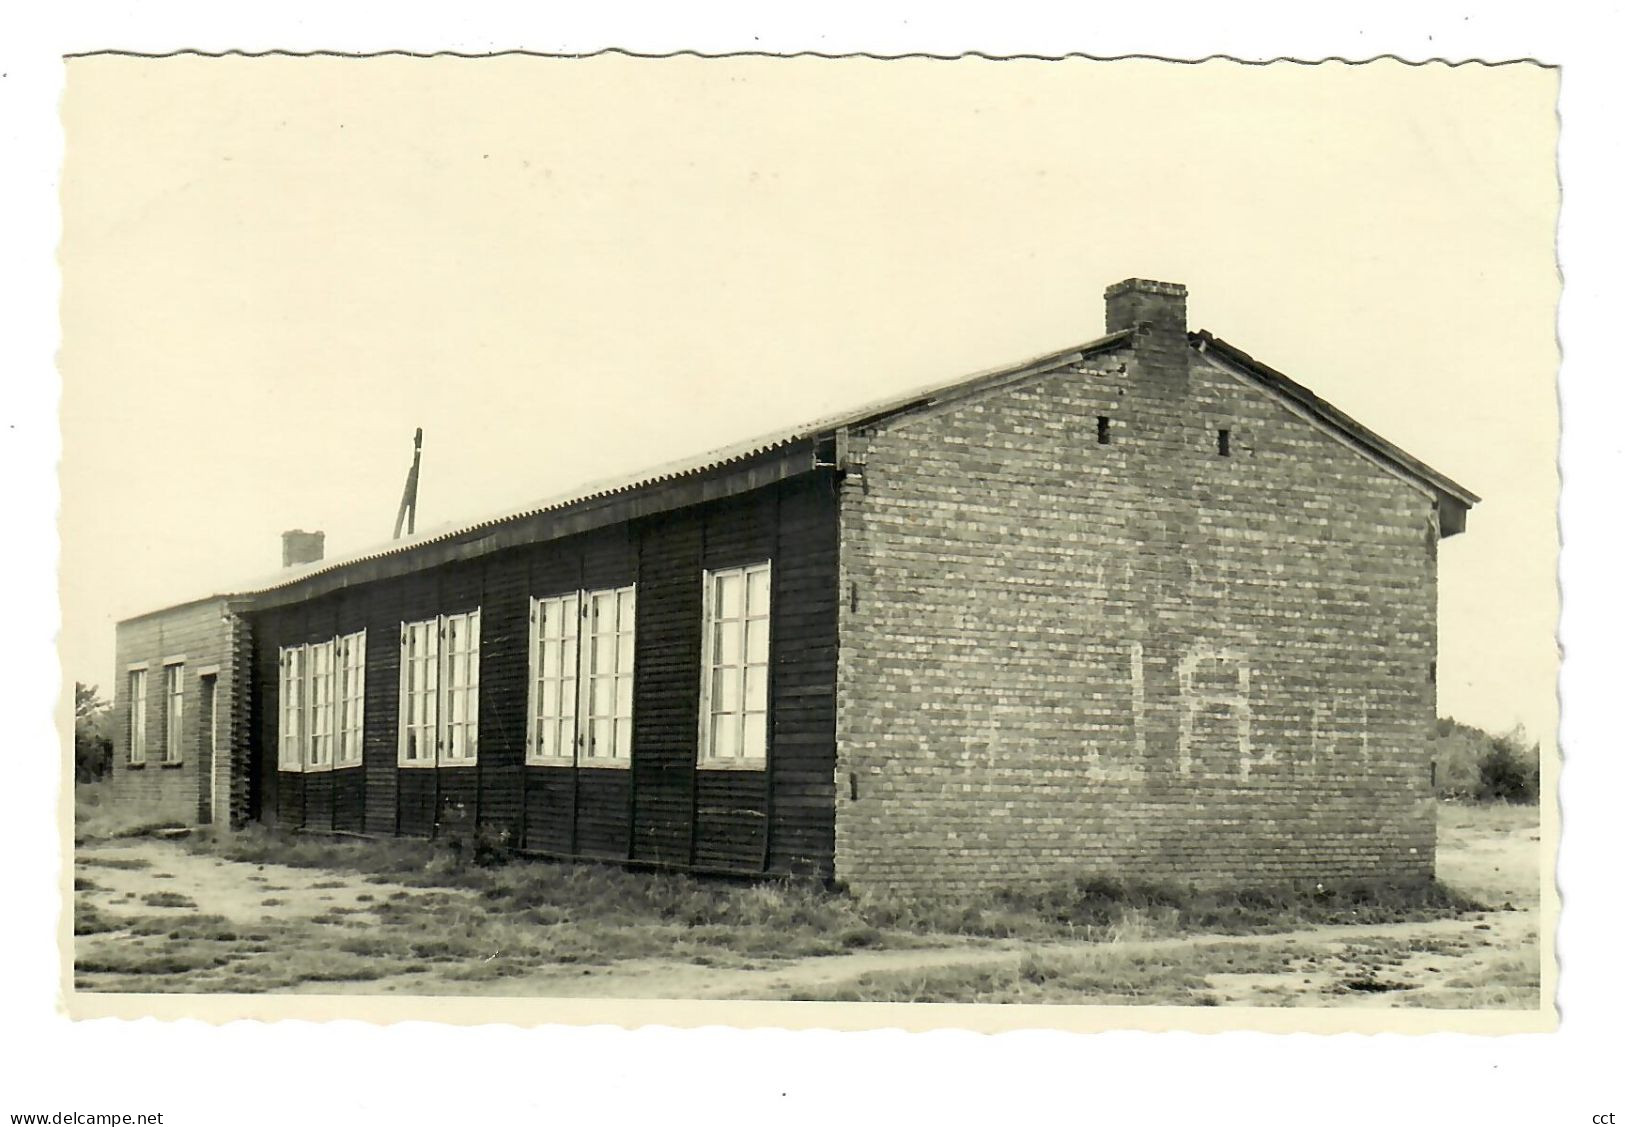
[106, 279, 1477, 893]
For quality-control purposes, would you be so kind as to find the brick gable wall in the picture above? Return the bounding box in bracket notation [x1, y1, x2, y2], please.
[108, 599, 240, 827]
[833, 322, 1439, 894]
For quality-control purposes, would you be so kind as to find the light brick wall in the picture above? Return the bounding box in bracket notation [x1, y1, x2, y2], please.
[108, 598, 243, 827]
[834, 318, 1439, 895]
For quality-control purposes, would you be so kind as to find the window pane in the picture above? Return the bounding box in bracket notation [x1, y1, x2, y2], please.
[541, 638, 560, 682]
[716, 622, 741, 666]
[562, 638, 578, 680]
[717, 667, 741, 713]
[614, 718, 632, 760]
[591, 676, 613, 718]
[710, 714, 738, 759]
[718, 573, 743, 619]
[616, 632, 634, 673]
[745, 665, 767, 712]
[592, 633, 613, 675]
[560, 676, 576, 719]
[618, 588, 635, 625]
[747, 567, 770, 616]
[745, 619, 769, 664]
[615, 675, 632, 718]
[743, 712, 767, 759]
[590, 718, 613, 758]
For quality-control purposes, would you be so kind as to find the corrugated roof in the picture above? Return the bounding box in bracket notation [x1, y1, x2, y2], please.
[1193, 331, 1480, 507]
[235, 330, 1138, 598]
[126, 320, 1476, 619]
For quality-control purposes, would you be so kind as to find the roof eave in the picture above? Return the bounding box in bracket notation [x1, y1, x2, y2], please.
[1192, 330, 1481, 511]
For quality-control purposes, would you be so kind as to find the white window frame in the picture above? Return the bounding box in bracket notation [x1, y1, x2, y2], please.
[527, 584, 636, 768]
[397, 610, 481, 768]
[161, 662, 185, 764]
[127, 666, 148, 766]
[279, 630, 368, 773]
[336, 631, 367, 768]
[698, 561, 771, 771]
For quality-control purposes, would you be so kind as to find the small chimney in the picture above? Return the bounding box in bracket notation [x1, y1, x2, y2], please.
[1105, 278, 1188, 338]
[281, 529, 325, 568]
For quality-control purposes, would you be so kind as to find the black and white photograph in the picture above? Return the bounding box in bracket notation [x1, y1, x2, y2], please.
[52, 52, 1561, 1030]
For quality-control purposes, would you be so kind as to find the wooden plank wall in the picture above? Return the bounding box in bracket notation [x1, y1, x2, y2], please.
[247, 471, 839, 878]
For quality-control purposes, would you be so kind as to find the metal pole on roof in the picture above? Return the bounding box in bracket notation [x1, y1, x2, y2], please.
[393, 428, 422, 539]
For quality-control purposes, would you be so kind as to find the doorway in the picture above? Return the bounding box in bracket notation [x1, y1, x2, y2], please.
[199, 674, 218, 824]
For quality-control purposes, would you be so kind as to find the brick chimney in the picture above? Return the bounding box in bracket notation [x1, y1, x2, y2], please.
[1105, 278, 1190, 394]
[1105, 278, 1187, 337]
[281, 529, 325, 568]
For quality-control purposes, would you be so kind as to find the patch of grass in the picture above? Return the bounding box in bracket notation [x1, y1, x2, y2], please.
[857, 873, 1483, 944]
[793, 948, 1217, 1005]
[75, 784, 189, 843]
[77, 943, 237, 977]
[125, 913, 240, 941]
[76, 855, 152, 871]
[140, 891, 196, 909]
[74, 903, 123, 936]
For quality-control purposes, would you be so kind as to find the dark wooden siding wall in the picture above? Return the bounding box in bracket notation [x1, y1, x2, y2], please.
[248, 471, 839, 878]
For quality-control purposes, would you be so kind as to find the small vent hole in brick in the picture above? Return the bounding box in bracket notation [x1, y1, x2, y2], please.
[1218, 428, 1231, 457]
[1097, 416, 1111, 444]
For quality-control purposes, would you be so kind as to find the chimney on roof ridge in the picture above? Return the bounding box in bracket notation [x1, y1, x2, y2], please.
[1105, 277, 1188, 338]
[281, 529, 325, 568]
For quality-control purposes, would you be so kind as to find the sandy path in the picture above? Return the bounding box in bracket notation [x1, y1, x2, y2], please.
[76, 839, 464, 926]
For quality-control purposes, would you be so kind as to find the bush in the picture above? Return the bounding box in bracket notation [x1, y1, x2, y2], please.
[1478, 735, 1540, 804]
[75, 682, 114, 783]
[1429, 718, 1540, 804]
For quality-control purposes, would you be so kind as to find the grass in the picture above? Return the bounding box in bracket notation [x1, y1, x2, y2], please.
[74, 815, 1510, 999]
[76, 856, 152, 871]
[140, 891, 196, 909]
[788, 933, 1524, 1007]
[74, 783, 187, 844]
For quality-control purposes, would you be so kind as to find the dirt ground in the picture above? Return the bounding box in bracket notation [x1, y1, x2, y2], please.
[72, 802, 1542, 1006]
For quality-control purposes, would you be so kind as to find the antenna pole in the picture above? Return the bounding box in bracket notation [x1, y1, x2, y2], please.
[393, 427, 423, 539]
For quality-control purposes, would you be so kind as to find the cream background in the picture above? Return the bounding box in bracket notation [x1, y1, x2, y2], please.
[53, 54, 1562, 1035]
[58, 55, 1559, 757]
[6, 4, 1616, 1117]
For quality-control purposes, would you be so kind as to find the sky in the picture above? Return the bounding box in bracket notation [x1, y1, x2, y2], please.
[57, 54, 1560, 748]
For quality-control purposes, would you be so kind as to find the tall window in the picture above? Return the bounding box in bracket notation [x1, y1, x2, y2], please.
[442, 611, 480, 764]
[162, 663, 185, 764]
[398, 610, 480, 767]
[279, 630, 367, 772]
[699, 562, 770, 768]
[128, 668, 148, 766]
[528, 585, 635, 766]
[307, 641, 335, 769]
[337, 631, 367, 767]
[400, 619, 438, 765]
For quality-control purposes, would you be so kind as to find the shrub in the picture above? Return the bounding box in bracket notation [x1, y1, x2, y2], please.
[1478, 735, 1540, 804]
[1429, 717, 1540, 804]
[74, 683, 114, 783]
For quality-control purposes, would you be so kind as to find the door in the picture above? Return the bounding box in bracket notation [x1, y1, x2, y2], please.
[199, 674, 218, 824]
